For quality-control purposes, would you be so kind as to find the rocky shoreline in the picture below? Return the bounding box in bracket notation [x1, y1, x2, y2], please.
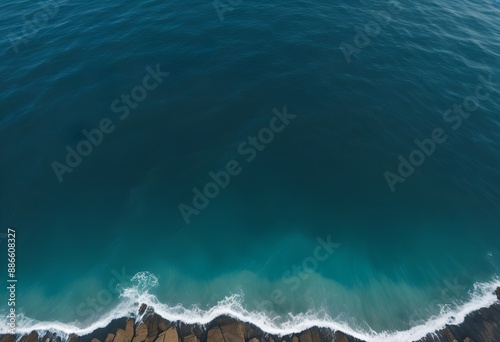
[1, 287, 499, 342]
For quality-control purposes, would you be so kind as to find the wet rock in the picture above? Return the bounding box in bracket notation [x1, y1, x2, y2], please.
[432, 303, 500, 342]
[178, 322, 203, 339]
[40, 332, 58, 342]
[334, 331, 349, 342]
[0, 335, 16, 342]
[158, 320, 170, 332]
[144, 314, 171, 342]
[132, 323, 148, 342]
[81, 318, 126, 342]
[299, 331, 312, 342]
[115, 319, 135, 342]
[207, 326, 225, 342]
[299, 328, 322, 342]
[440, 327, 458, 342]
[154, 328, 178, 342]
[316, 328, 334, 342]
[182, 335, 199, 342]
[16, 295, 500, 342]
[139, 304, 148, 315]
[21, 332, 39, 342]
[68, 334, 80, 342]
[238, 320, 265, 340]
[220, 322, 245, 342]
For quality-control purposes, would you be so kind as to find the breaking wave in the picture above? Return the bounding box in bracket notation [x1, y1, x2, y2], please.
[1, 272, 499, 342]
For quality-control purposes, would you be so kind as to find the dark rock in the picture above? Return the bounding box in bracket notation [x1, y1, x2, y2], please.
[212, 316, 238, 326]
[299, 328, 322, 342]
[239, 321, 265, 340]
[158, 320, 170, 332]
[139, 304, 148, 315]
[143, 313, 172, 342]
[68, 334, 80, 342]
[40, 332, 56, 342]
[0, 335, 16, 342]
[21, 332, 39, 342]
[183, 335, 199, 342]
[441, 326, 458, 342]
[417, 303, 500, 342]
[334, 331, 349, 342]
[496, 287, 500, 301]
[114, 319, 135, 342]
[81, 318, 127, 342]
[178, 322, 203, 340]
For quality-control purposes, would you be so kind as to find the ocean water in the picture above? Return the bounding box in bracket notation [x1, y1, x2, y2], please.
[1, 0, 500, 341]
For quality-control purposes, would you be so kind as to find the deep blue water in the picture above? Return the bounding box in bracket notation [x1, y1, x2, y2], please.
[1, 0, 500, 340]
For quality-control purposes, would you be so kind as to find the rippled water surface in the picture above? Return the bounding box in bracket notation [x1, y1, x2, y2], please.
[1, 0, 500, 340]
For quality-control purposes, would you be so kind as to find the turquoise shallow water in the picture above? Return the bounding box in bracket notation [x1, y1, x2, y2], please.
[1, 0, 500, 340]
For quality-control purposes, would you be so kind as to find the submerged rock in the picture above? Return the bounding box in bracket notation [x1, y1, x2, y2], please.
[139, 304, 148, 315]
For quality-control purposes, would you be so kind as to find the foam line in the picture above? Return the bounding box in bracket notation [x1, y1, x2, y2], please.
[1, 273, 498, 342]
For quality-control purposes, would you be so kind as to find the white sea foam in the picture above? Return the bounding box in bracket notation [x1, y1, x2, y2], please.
[1, 272, 499, 342]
